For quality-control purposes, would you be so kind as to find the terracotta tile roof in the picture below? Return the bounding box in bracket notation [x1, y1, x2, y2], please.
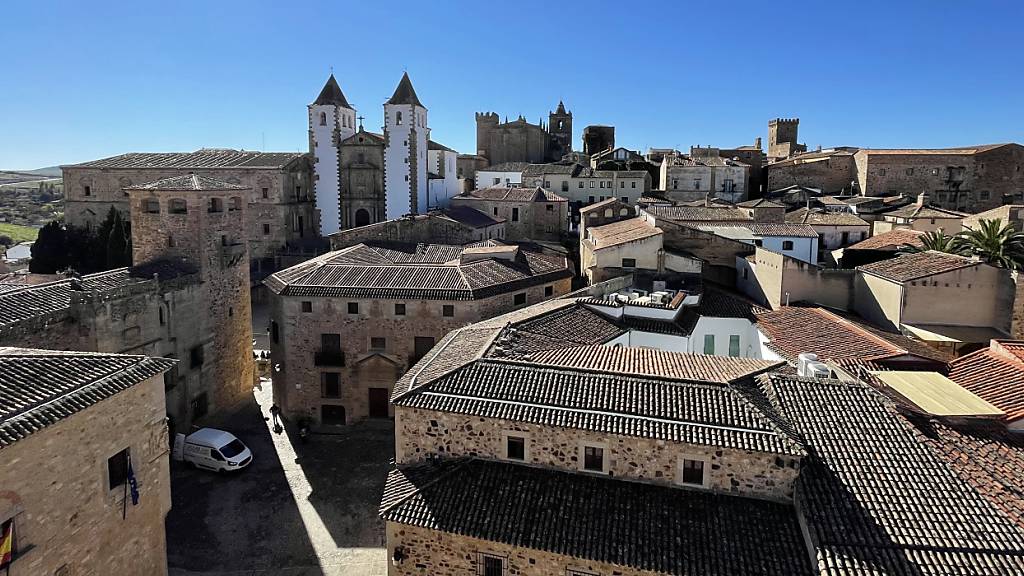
[845, 228, 925, 251]
[124, 174, 248, 191]
[0, 269, 137, 331]
[884, 203, 967, 219]
[746, 223, 819, 238]
[396, 358, 804, 455]
[66, 149, 305, 169]
[438, 205, 503, 229]
[677, 284, 767, 333]
[265, 241, 571, 301]
[645, 204, 752, 223]
[496, 304, 624, 356]
[857, 144, 1012, 155]
[857, 250, 978, 282]
[577, 197, 620, 213]
[521, 346, 784, 384]
[736, 198, 785, 208]
[760, 374, 1024, 575]
[0, 348, 175, 448]
[586, 218, 662, 248]
[479, 162, 528, 172]
[460, 186, 565, 202]
[785, 207, 870, 227]
[948, 341, 1024, 421]
[755, 306, 949, 364]
[391, 327, 500, 400]
[380, 459, 815, 576]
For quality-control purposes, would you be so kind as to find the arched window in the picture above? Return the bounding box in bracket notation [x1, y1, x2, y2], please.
[620, 208, 629, 216]
[208, 197, 224, 213]
[604, 208, 613, 218]
[355, 208, 371, 227]
[229, 197, 242, 211]
[396, 111, 403, 125]
[319, 111, 326, 126]
[143, 198, 160, 214]
[588, 212, 597, 220]
[169, 198, 187, 214]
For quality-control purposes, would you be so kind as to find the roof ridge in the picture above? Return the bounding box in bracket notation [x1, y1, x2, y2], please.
[379, 458, 472, 516]
[478, 355, 744, 388]
[813, 308, 908, 357]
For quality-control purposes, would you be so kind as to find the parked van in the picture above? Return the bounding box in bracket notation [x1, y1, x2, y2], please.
[183, 428, 253, 472]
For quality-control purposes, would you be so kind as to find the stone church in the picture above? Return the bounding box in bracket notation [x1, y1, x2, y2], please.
[309, 73, 459, 235]
[475, 102, 573, 166]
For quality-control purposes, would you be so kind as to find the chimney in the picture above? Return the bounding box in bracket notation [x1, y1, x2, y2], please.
[917, 191, 930, 207]
[704, 192, 712, 207]
[755, 137, 762, 149]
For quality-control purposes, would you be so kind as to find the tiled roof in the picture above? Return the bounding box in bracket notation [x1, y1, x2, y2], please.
[948, 341, 1024, 421]
[644, 204, 752, 223]
[396, 358, 804, 455]
[761, 374, 1024, 575]
[857, 250, 978, 282]
[755, 306, 949, 364]
[427, 140, 455, 153]
[522, 162, 582, 177]
[677, 284, 767, 333]
[479, 162, 528, 172]
[785, 207, 870, 227]
[0, 348, 175, 448]
[0, 269, 136, 331]
[586, 218, 662, 248]
[124, 174, 248, 191]
[496, 304, 624, 357]
[767, 147, 859, 168]
[845, 228, 925, 251]
[736, 198, 785, 208]
[391, 327, 500, 400]
[380, 459, 814, 576]
[66, 149, 305, 169]
[577, 197, 620, 213]
[459, 186, 565, 202]
[312, 74, 352, 108]
[884, 203, 967, 219]
[265, 241, 571, 301]
[387, 72, 423, 107]
[857, 144, 1012, 155]
[520, 346, 784, 384]
[746, 223, 819, 238]
[439, 206, 503, 229]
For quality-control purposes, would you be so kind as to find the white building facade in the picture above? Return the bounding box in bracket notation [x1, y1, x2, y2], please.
[383, 72, 429, 219]
[308, 74, 356, 235]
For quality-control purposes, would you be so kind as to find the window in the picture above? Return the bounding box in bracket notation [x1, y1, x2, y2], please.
[620, 181, 625, 188]
[262, 223, 270, 235]
[348, 302, 359, 314]
[191, 392, 208, 418]
[493, 207, 498, 216]
[906, 168, 914, 176]
[680, 458, 706, 486]
[620, 197, 628, 203]
[261, 187, 269, 199]
[169, 198, 187, 214]
[319, 111, 326, 126]
[544, 285, 554, 297]
[703, 334, 715, 355]
[229, 197, 242, 211]
[84, 185, 92, 196]
[604, 208, 613, 218]
[693, 179, 701, 190]
[208, 197, 223, 213]
[578, 181, 584, 189]
[396, 111, 403, 125]
[159, 306, 165, 326]
[546, 204, 553, 211]
[481, 554, 504, 576]
[270, 320, 279, 344]
[561, 181, 568, 192]
[513, 292, 526, 306]
[728, 335, 740, 357]
[589, 181, 595, 188]
[981, 190, 991, 200]
[442, 304, 455, 317]
[588, 196, 595, 203]
[544, 180, 551, 188]
[492, 177, 501, 186]
[599, 181, 605, 188]
[395, 303, 406, 316]
[370, 337, 386, 351]
[621, 258, 636, 268]
[322, 372, 341, 398]
[107, 448, 130, 490]
[190, 345, 204, 368]
[879, 168, 887, 176]
[782, 240, 794, 250]
[631, 181, 636, 189]
[512, 208, 519, 222]
[301, 301, 312, 313]
[505, 435, 526, 461]
[413, 336, 435, 364]
[722, 179, 734, 192]
[582, 445, 605, 472]
[144, 198, 160, 213]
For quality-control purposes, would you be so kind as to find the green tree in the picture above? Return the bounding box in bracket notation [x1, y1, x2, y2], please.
[29, 219, 68, 273]
[105, 208, 131, 268]
[0, 234, 12, 247]
[898, 230, 965, 256]
[960, 218, 1024, 270]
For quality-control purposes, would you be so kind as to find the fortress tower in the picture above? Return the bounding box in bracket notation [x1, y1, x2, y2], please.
[309, 74, 357, 235]
[768, 118, 806, 160]
[126, 174, 254, 422]
[383, 72, 429, 219]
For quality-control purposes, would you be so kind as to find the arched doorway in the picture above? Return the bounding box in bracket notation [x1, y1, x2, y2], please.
[355, 209, 371, 227]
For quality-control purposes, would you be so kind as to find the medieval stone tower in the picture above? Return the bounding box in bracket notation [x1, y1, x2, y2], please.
[475, 112, 500, 158]
[768, 118, 805, 159]
[309, 74, 357, 235]
[126, 174, 254, 420]
[549, 101, 573, 158]
[384, 72, 429, 219]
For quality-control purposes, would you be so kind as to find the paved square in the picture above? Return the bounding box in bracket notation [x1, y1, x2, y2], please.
[166, 381, 392, 575]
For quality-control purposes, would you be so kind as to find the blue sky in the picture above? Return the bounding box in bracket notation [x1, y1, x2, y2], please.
[2, 0, 1022, 169]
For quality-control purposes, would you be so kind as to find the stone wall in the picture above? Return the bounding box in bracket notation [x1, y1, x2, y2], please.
[386, 522, 669, 576]
[737, 248, 855, 310]
[449, 197, 566, 242]
[395, 407, 799, 501]
[767, 154, 856, 193]
[271, 277, 572, 425]
[0, 375, 171, 576]
[340, 132, 386, 229]
[328, 214, 481, 250]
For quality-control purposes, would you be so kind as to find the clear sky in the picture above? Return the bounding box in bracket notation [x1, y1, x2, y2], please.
[2, 0, 1022, 169]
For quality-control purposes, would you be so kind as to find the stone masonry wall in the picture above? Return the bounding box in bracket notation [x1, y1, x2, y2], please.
[386, 522, 669, 576]
[395, 407, 799, 501]
[0, 375, 171, 576]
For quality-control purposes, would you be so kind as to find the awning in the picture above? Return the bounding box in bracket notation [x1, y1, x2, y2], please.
[871, 370, 1004, 417]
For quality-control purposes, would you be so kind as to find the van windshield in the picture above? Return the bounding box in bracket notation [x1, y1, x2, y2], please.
[219, 439, 246, 458]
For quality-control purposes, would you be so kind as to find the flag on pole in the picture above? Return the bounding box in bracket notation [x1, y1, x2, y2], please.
[127, 456, 140, 506]
[0, 518, 13, 571]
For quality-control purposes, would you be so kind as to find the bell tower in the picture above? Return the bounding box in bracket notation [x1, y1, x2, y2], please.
[309, 74, 356, 235]
[548, 100, 572, 158]
[383, 72, 429, 219]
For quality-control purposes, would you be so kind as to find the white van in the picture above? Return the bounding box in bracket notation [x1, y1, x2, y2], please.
[182, 428, 253, 472]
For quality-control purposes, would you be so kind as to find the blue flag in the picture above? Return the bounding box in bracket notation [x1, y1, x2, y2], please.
[127, 457, 140, 506]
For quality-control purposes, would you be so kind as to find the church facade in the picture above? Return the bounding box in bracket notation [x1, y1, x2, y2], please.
[309, 73, 459, 235]
[475, 102, 572, 167]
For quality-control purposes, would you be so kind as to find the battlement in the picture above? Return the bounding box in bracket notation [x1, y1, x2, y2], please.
[769, 117, 800, 126]
[475, 112, 500, 123]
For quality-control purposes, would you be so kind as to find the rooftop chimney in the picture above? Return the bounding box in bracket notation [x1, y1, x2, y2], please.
[917, 191, 930, 207]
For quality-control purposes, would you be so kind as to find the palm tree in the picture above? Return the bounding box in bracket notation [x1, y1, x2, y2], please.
[898, 230, 965, 256]
[960, 219, 1024, 270]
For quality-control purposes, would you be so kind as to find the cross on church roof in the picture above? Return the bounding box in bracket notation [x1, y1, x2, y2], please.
[357, 115, 365, 130]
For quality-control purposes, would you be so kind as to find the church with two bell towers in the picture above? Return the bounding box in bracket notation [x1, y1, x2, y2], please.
[309, 72, 456, 235]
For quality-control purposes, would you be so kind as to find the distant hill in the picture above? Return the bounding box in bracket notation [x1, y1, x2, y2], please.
[0, 168, 62, 187]
[21, 166, 62, 178]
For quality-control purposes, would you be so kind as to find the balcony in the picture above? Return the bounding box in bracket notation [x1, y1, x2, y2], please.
[314, 349, 346, 367]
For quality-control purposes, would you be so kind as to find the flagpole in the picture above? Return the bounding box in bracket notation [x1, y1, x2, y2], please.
[122, 453, 129, 521]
